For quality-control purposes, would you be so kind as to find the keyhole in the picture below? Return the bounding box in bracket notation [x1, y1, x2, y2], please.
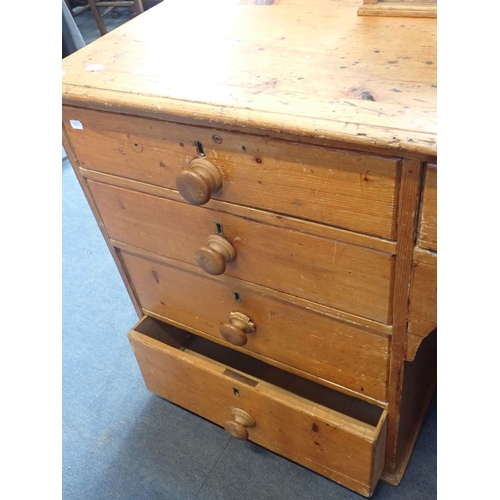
[214, 222, 224, 235]
[195, 141, 206, 157]
[233, 388, 240, 397]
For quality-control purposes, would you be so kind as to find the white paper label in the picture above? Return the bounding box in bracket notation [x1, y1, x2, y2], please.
[69, 120, 83, 130]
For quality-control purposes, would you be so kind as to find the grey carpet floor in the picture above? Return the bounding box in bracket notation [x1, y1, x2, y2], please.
[63, 6, 437, 499]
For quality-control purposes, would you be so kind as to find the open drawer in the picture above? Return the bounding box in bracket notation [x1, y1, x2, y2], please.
[128, 316, 387, 497]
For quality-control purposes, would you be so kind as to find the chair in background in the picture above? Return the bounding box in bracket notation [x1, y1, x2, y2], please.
[65, 0, 91, 17]
[87, 0, 144, 36]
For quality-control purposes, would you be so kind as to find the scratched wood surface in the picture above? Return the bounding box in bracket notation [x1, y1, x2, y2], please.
[61, 0, 437, 157]
[129, 316, 388, 497]
[119, 248, 390, 401]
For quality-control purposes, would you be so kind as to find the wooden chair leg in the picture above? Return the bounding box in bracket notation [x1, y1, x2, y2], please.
[88, 0, 108, 36]
[87, 1, 145, 37]
[133, 0, 144, 14]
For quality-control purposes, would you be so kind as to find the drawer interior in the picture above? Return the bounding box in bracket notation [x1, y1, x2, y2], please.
[134, 316, 384, 427]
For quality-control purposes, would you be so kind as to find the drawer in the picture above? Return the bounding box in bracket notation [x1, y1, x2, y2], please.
[64, 106, 400, 239]
[119, 249, 390, 401]
[89, 180, 395, 323]
[128, 316, 388, 497]
[417, 163, 437, 251]
[408, 250, 437, 337]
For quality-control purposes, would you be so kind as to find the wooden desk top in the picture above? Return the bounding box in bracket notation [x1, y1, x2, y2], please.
[62, 0, 436, 157]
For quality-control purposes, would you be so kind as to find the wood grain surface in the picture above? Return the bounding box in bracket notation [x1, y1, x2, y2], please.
[358, 1, 437, 18]
[129, 316, 387, 497]
[406, 247, 436, 360]
[120, 249, 391, 401]
[417, 163, 437, 251]
[63, 106, 400, 239]
[408, 252, 436, 336]
[80, 166, 398, 255]
[62, 0, 437, 490]
[62, 0, 436, 156]
[87, 179, 395, 323]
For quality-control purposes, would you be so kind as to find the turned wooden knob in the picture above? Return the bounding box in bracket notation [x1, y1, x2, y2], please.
[223, 408, 256, 440]
[195, 234, 236, 275]
[220, 312, 256, 346]
[176, 158, 223, 205]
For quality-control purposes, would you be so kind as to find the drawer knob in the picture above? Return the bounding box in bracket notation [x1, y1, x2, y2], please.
[176, 158, 223, 205]
[223, 408, 256, 440]
[195, 234, 236, 275]
[220, 311, 255, 347]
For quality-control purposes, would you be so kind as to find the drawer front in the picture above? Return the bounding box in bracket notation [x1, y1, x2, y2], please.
[119, 249, 390, 401]
[409, 254, 437, 337]
[89, 180, 395, 323]
[417, 163, 437, 251]
[64, 106, 400, 239]
[129, 316, 387, 497]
